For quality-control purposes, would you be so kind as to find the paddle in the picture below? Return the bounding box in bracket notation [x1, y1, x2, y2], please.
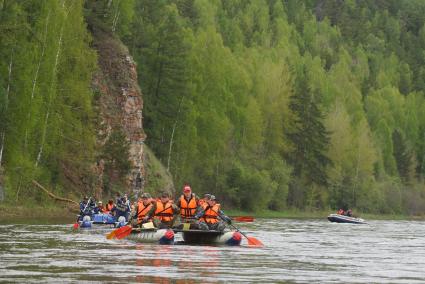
[73, 197, 91, 229]
[233, 216, 254, 222]
[227, 223, 264, 247]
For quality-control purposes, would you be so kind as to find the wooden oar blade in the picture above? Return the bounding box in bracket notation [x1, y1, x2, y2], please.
[247, 237, 264, 247]
[114, 225, 133, 240]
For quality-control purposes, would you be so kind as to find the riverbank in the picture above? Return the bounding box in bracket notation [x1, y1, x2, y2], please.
[0, 203, 77, 223]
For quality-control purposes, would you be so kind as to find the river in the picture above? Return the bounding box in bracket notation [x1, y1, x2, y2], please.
[0, 218, 424, 283]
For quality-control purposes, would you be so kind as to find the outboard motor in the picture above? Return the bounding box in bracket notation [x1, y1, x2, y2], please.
[81, 215, 92, 228]
[116, 216, 127, 228]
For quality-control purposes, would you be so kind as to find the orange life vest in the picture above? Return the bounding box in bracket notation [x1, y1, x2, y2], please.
[137, 201, 153, 222]
[179, 195, 197, 219]
[106, 203, 114, 212]
[200, 203, 220, 224]
[154, 200, 174, 222]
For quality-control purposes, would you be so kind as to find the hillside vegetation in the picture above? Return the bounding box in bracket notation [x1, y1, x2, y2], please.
[1, 0, 424, 215]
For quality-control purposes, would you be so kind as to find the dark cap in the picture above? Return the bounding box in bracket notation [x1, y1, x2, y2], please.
[160, 191, 169, 198]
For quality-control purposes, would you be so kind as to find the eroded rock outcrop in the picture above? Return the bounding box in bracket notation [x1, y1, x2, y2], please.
[90, 26, 146, 199]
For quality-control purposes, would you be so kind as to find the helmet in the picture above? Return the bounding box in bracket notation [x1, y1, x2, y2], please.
[98, 201, 103, 204]
[209, 195, 216, 201]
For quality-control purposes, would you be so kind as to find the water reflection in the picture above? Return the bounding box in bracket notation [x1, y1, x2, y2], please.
[134, 244, 219, 283]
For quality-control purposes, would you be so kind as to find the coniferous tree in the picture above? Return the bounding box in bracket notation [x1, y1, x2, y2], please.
[286, 64, 331, 207]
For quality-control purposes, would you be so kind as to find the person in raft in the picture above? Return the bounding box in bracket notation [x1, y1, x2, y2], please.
[79, 196, 97, 217]
[152, 191, 179, 229]
[345, 209, 353, 217]
[174, 184, 201, 229]
[198, 193, 211, 207]
[113, 192, 131, 221]
[93, 201, 106, 214]
[194, 195, 232, 232]
[131, 192, 156, 227]
[105, 199, 115, 213]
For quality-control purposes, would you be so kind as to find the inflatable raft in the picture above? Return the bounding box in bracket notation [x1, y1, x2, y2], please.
[174, 229, 242, 246]
[327, 213, 366, 224]
[78, 214, 126, 229]
[126, 228, 175, 245]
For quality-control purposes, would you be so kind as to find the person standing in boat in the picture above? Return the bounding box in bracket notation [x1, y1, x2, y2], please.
[132, 192, 156, 227]
[153, 191, 179, 229]
[195, 195, 232, 232]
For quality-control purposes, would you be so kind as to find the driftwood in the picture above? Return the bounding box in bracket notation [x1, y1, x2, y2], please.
[32, 180, 79, 206]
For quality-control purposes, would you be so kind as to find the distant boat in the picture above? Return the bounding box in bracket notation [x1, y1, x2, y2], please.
[327, 213, 366, 224]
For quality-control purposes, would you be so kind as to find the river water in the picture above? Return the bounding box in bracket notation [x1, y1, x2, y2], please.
[0, 218, 424, 283]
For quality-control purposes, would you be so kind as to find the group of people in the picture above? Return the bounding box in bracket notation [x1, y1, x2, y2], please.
[131, 185, 232, 232]
[79, 184, 232, 232]
[337, 208, 353, 217]
[78, 193, 129, 219]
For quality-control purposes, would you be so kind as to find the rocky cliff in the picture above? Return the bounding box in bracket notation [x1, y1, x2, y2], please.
[87, 21, 174, 199]
[89, 23, 146, 199]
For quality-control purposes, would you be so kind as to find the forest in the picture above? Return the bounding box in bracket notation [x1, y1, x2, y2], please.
[1, 0, 424, 215]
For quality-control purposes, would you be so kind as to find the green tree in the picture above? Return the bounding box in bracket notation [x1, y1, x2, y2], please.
[286, 63, 331, 208]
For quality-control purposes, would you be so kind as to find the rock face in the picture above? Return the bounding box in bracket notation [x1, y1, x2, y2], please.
[91, 26, 146, 199]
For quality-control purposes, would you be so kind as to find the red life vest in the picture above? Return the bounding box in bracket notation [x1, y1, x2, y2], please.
[200, 203, 220, 224]
[179, 195, 197, 218]
[137, 201, 153, 222]
[154, 200, 174, 222]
